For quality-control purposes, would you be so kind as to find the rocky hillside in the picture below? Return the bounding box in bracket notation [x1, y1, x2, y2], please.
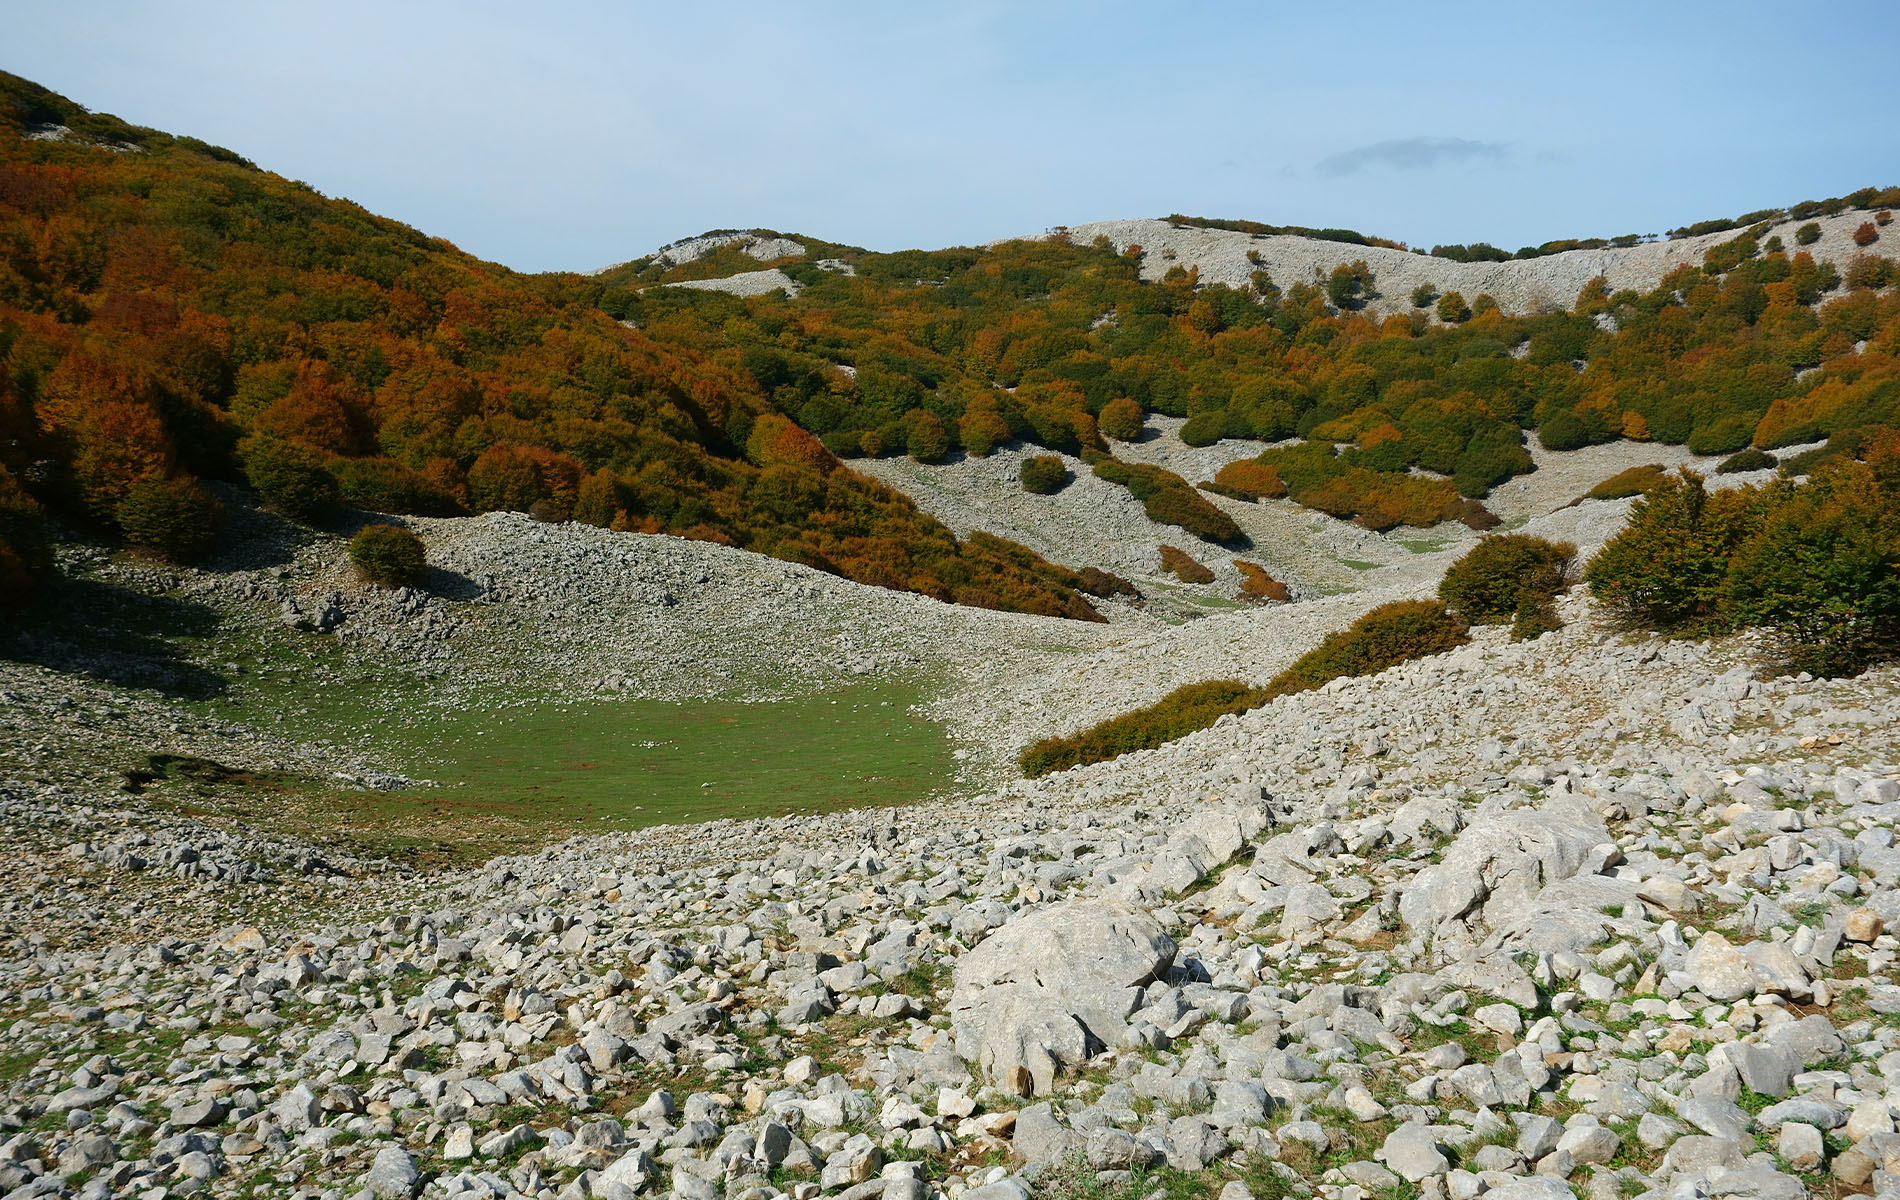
[3, 502, 1899, 1200]
[1060, 211, 1885, 319]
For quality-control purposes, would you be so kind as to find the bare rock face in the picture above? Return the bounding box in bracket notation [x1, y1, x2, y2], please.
[949, 899, 1174, 1096]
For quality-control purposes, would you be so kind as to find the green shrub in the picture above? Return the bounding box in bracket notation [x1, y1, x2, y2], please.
[1436, 291, 1471, 323]
[1269, 599, 1469, 694]
[334, 457, 463, 516]
[905, 409, 950, 462]
[348, 522, 427, 587]
[1020, 679, 1267, 777]
[1717, 447, 1777, 474]
[1795, 222, 1822, 246]
[0, 467, 53, 612]
[115, 474, 225, 562]
[1686, 414, 1756, 456]
[1094, 458, 1245, 544]
[1411, 283, 1439, 308]
[1018, 597, 1468, 775]
[1098, 397, 1144, 441]
[241, 435, 338, 521]
[1583, 463, 1669, 500]
[1725, 456, 1899, 676]
[1020, 455, 1069, 494]
[1584, 470, 1765, 632]
[1159, 544, 1215, 583]
[1179, 409, 1230, 447]
[1439, 534, 1576, 624]
[1453, 425, 1533, 498]
[1511, 590, 1563, 641]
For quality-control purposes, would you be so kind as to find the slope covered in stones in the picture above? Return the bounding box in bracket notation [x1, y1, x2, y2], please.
[3, 574, 1899, 1200]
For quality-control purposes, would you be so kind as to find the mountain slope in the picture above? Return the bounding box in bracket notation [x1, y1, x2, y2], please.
[0, 72, 1103, 620]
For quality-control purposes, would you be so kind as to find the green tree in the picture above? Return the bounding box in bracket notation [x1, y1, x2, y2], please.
[241, 436, 338, 521]
[115, 474, 225, 562]
[1584, 470, 1764, 632]
[349, 522, 427, 587]
[1436, 291, 1471, 323]
[1098, 397, 1144, 441]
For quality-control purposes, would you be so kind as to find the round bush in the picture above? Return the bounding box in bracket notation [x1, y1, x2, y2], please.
[1439, 534, 1576, 624]
[1020, 455, 1068, 495]
[1179, 409, 1230, 447]
[349, 523, 427, 587]
[1717, 447, 1777, 474]
[1098, 397, 1144, 442]
[115, 474, 225, 563]
[1795, 222, 1822, 246]
[242, 436, 338, 521]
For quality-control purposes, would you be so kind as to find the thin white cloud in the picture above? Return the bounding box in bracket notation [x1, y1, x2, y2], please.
[1316, 137, 1511, 178]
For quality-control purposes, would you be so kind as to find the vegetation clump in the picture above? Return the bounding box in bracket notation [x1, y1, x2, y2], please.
[242, 436, 339, 521]
[349, 522, 428, 588]
[1717, 447, 1777, 474]
[1097, 397, 1145, 441]
[0, 467, 52, 611]
[115, 475, 224, 562]
[1439, 535, 1576, 625]
[1235, 560, 1289, 601]
[1586, 443, 1899, 676]
[1583, 464, 1669, 501]
[1158, 544, 1215, 583]
[1093, 459, 1244, 544]
[1020, 455, 1069, 495]
[1020, 599, 1468, 776]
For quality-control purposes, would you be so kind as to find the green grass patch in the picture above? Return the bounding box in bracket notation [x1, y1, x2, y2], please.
[161, 672, 958, 865]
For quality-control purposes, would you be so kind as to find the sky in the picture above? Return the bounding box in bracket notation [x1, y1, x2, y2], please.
[8, 1, 1899, 274]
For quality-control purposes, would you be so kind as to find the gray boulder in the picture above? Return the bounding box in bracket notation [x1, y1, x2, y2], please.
[950, 899, 1174, 1095]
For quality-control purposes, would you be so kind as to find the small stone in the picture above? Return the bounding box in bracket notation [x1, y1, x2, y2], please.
[1778, 1121, 1824, 1172]
[1844, 908, 1883, 943]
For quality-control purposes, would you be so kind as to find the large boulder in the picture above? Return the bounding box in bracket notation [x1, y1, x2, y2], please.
[950, 899, 1174, 1096]
[1399, 807, 1612, 936]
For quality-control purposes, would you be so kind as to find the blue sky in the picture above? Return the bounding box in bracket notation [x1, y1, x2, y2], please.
[9, 2, 1898, 272]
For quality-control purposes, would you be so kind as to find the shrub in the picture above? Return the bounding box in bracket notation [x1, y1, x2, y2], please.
[1020, 455, 1068, 494]
[1269, 599, 1469, 695]
[1436, 291, 1471, 323]
[1447, 498, 1502, 530]
[1854, 221, 1880, 247]
[958, 402, 1011, 457]
[1686, 414, 1756, 456]
[349, 522, 427, 587]
[1795, 222, 1822, 246]
[1098, 397, 1144, 441]
[1094, 458, 1245, 544]
[1179, 409, 1229, 447]
[0, 467, 53, 612]
[1211, 459, 1287, 500]
[1584, 470, 1765, 632]
[1881, 210, 1895, 227]
[1411, 283, 1440, 308]
[1235, 560, 1289, 601]
[905, 409, 950, 462]
[467, 443, 582, 514]
[1019, 679, 1267, 777]
[1017, 597, 1468, 776]
[1844, 254, 1896, 290]
[1583, 463, 1668, 501]
[241, 435, 338, 521]
[333, 457, 464, 516]
[1438, 534, 1576, 624]
[1074, 566, 1139, 600]
[1717, 447, 1777, 474]
[1158, 544, 1215, 583]
[115, 474, 224, 562]
[1511, 590, 1563, 641]
[1725, 455, 1899, 676]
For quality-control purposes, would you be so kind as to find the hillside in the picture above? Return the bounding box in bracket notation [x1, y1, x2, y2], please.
[0, 72, 1102, 622]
